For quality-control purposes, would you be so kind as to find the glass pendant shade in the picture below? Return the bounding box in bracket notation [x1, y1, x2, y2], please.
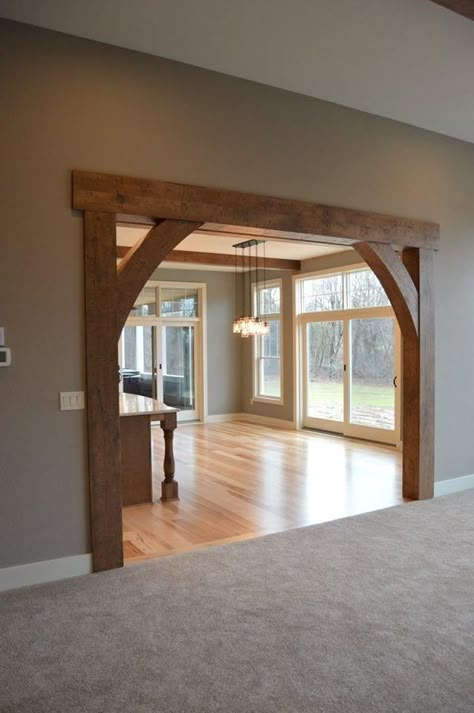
[233, 239, 268, 338]
[232, 316, 269, 337]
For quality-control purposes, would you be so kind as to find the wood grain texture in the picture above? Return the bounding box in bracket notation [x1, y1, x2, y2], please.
[84, 211, 123, 571]
[353, 242, 419, 339]
[73, 171, 440, 249]
[401, 248, 435, 500]
[116, 219, 201, 335]
[122, 421, 402, 563]
[120, 415, 153, 506]
[79, 170, 437, 572]
[430, 1, 474, 19]
[117, 245, 301, 271]
[160, 412, 178, 501]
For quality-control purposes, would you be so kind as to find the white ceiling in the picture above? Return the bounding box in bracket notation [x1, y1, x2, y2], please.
[1, 0, 474, 143]
[117, 226, 345, 258]
[117, 226, 347, 271]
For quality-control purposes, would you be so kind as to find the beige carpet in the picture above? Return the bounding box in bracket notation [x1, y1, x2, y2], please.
[1, 491, 473, 712]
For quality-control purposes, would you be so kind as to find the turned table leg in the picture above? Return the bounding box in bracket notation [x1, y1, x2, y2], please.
[160, 411, 179, 501]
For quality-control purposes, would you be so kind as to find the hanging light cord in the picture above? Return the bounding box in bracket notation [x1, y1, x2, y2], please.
[234, 247, 237, 318]
[255, 241, 259, 320]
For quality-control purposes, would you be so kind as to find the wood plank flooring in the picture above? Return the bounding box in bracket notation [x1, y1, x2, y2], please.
[122, 421, 402, 563]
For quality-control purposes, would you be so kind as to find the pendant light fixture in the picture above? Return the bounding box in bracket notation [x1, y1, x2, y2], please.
[232, 239, 269, 338]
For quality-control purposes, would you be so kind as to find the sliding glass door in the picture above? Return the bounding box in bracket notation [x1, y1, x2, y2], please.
[347, 317, 397, 438]
[302, 315, 400, 445]
[120, 320, 199, 422]
[119, 280, 206, 423]
[121, 324, 157, 399]
[304, 320, 345, 429]
[158, 323, 197, 420]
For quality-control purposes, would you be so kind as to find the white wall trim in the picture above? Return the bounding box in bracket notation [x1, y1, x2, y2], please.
[434, 474, 474, 497]
[242, 412, 295, 430]
[0, 553, 93, 593]
[207, 413, 246, 423]
[207, 412, 295, 429]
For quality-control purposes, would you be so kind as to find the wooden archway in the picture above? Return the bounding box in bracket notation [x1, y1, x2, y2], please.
[74, 171, 438, 572]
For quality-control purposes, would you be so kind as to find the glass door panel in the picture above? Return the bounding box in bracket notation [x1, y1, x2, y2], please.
[301, 315, 400, 444]
[121, 325, 156, 398]
[349, 318, 395, 431]
[161, 325, 196, 419]
[304, 320, 344, 427]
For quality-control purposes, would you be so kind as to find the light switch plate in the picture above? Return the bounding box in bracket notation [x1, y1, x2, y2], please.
[59, 391, 85, 411]
[0, 328, 4, 347]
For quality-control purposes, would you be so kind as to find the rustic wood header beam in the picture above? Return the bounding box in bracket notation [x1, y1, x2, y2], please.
[116, 245, 300, 271]
[430, 1, 474, 20]
[76, 168, 438, 573]
[72, 171, 439, 250]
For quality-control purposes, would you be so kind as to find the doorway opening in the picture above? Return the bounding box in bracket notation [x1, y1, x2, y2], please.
[74, 169, 438, 572]
[117, 235, 401, 564]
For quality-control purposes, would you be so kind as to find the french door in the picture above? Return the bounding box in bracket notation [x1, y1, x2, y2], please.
[119, 319, 200, 422]
[302, 311, 400, 445]
[157, 322, 198, 421]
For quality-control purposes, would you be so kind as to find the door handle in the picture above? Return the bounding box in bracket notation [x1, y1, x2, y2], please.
[393, 375, 398, 388]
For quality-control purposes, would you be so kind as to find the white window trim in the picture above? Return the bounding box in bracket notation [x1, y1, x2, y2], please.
[251, 278, 284, 406]
[294, 262, 394, 316]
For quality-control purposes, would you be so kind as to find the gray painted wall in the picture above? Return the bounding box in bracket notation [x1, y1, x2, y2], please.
[150, 267, 241, 416]
[1, 19, 474, 568]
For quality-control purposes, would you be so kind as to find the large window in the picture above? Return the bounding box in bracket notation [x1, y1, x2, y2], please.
[253, 280, 282, 402]
[129, 285, 199, 318]
[297, 268, 389, 314]
[160, 287, 198, 318]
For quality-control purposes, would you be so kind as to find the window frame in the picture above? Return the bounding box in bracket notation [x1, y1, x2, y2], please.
[251, 278, 284, 405]
[295, 264, 390, 316]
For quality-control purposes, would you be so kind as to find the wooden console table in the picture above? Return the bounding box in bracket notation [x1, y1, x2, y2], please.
[119, 393, 179, 505]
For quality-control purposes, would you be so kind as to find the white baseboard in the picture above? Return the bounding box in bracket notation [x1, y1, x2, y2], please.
[241, 412, 296, 430]
[435, 474, 474, 497]
[207, 413, 245, 423]
[0, 553, 93, 593]
[207, 412, 295, 430]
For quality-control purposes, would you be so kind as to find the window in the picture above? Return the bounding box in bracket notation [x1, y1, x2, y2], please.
[297, 268, 389, 314]
[300, 274, 343, 313]
[160, 287, 198, 318]
[253, 280, 282, 402]
[258, 285, 280, 314]
[130, 287, 157, 316]
[345, 269, 389, 309]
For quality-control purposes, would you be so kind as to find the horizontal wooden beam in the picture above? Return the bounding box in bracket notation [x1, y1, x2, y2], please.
[73, 171, 439, 250]
[117, 245, 300, 270]
[430, 1, 474, 20]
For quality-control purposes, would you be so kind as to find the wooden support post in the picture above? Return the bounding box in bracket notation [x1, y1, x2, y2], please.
[76, 170, 439, 571]
[84, 211, 123, 571]
[160, 412, 178, 501]
[401, 248, 435, 499]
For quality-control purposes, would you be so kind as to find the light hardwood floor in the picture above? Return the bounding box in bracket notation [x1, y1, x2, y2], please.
[122, 420, 402, 563]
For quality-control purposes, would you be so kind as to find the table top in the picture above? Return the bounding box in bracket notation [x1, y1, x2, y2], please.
[119, 393, 178, 417]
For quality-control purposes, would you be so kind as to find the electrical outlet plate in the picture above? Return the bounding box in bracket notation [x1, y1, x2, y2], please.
[59, 391, 85, 411]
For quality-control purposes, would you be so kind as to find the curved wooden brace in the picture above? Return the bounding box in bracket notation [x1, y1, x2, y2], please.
[117, 218, 202, 336]
[353, 242, 419, 341]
